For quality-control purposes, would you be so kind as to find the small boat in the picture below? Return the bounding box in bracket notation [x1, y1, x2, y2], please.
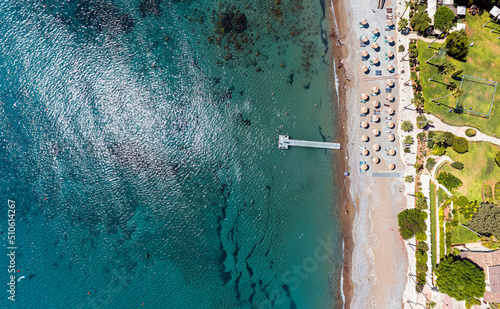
[18, 276, 25, 282]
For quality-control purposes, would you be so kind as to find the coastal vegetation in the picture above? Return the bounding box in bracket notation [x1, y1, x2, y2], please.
[429, 182, 437, 271]
[468, 203, 500, 238]
[398, 209, 427, 240]
[435, 255, 485, 303]
[410, 12, 431, 34]
[433, 6, 455, 34]
[437, 171, 463, 190]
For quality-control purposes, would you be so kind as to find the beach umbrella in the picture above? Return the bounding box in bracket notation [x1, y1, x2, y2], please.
[387, 79, 395, 87]
[361, 163, 369, 171]
[387, 64, 394, 71]
[372, 42, 379, 49]
[372, 28, 379, 35]
[361, 36, 368, 42]
[372, 129, 380, 136]
[372, 157, 380, 164]
[362, 149, 369, 156]
[372, 86, 380, 93]
[388, 134, 395, 142]
[387, 50, 394, 58]
[388, 149, 396, 156]
[371, 115, 380, 122]
[344, 171, 350, 176]
[387, 36, 394, 43]
[361, 106, 369, 114]
[388, 163, 395, 170]
[361, 93, 369, 100]
[361, 121, 369, 128]
[387, 20, 394, 26]
[372, 100, 380, 108]
[362, 65, 369, 72]
[361, 50, 369, 57]
[387, 94, 395, 101]
[372, 57, 380, 65]
[372, 144, 380, 151]
[387, 121, 395, 128]
[361, 18, 368, 25]
[361, 135, 369, 142]
[387, 108, 395, 115]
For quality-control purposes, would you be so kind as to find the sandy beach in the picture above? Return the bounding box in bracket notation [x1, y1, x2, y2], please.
[328, 0, 409, 307]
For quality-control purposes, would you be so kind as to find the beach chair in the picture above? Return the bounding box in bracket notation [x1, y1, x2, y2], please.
[373, 36, 379, 42]
[360, 161, 367, 173]
[359, 100, 366, 103]
[375, 70, 382, 76]
[374, 110, 381, 115]
[385, 88, 392, 93]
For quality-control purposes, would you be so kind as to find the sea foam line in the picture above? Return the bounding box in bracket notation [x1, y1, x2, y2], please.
[330, 0, 340, 108]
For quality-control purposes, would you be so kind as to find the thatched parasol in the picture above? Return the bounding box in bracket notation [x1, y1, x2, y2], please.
[388, 163, 395, 170]
[387, 79, 395, 87]
[361, 50, 369, 57]
[362, 149, 369, 156]
[387, 64, 394, 71]
[387, 121, 395, 128]
[361, 18, 368, 25]
[388, 149, 396, 156]
[387, 94, 395, 101]
[372, 129, 380, 136]
[387, 108, 395, 115]
[362, 65, 369, 72]
[361, 106, 369, 114]
[372, 157, 380, 164]
[372, 86, 380, 93]
[387, 36, 394, 43]
[387, 20, 394, 26]
[372, 28, 379, 34]
[361, 93, 369, 100]
[361, 163, 369, 171]
[372, 42, 379, 49]
[372, 100, 380, 108]
[361, 135, 369, 142]
[388, 134, 395, 142]
[372, 57, 380, 64]
[372, 144, 380, 151]
[361, 121, 369, 128]
[387, 50, 394, 58]
[371, 115, 380, 122]
[361, 36, 368, 42]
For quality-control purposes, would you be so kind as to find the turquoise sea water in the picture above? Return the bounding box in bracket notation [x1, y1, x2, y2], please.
[0, 0, 342, 308]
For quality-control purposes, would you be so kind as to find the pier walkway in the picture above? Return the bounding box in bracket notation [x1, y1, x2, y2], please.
[278, 135, 341, 150]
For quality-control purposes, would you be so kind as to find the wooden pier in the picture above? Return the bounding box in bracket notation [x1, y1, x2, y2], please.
[278, 135, 341, 150]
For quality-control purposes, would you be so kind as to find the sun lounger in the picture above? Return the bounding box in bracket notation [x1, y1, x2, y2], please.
[360, 113, 367, 117]
[385, 88, 392, 93]
[360, 100, 366, 103]
[375, 70, 382, 76]
[374, 110, 381, 115]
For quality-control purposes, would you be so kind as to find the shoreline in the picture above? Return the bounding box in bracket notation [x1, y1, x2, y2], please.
[326, 0, 354, 307]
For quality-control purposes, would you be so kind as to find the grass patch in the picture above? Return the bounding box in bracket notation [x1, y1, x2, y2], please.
[495, 182, 500, 200]
[437, 142, 500, 201]
[483, 182, 493, 201]
[417, 12, 500, 136]
[439, 206, 445, 258]
[451, 224, 480, 244]
[456, 76, 497, 116]
[430, 182, 437, 272]
[437, 187, 448, 205]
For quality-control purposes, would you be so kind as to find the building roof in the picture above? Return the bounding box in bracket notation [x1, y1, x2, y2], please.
[460, 250, 500, 302]
[457, 23, 466, 31]
[490, 265, 500, 294]
[457, 6, 466, 15]
[443, 0, 454, 4]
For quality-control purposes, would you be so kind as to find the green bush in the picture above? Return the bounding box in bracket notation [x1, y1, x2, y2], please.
[405, 175, 414, 183]
[465, 128, 476, 137]
[416, 192, 428, 210]
[495, 151, 500, 167]
[455, 195, 469, 207]
[437, 172, 463, 190]
[399, 44, 405, 52]
[446, 30, 469, 60]
[469, 203, 500, 237]
[398, 209, 427, 239]
[436, 255, 485, 301]
[495, 182, 500, 200]
[417, 241, 429, 252]
[432, 144, 447, 156]
[443, 132, 455, 146]
[450, 161, 464, 170]
[426, 157, 436, 171]
[452, 137, 469, 153]
[483, 183, 493, 201]
[427, 140, 435, 149]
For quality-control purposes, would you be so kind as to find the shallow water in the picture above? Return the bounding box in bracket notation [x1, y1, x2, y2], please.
[0, 0, 342, 308]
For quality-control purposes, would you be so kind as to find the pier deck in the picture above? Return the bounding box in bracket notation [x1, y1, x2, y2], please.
[278, 135, 341, 150]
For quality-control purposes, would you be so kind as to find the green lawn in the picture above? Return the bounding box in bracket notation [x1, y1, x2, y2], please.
[417, 12, 500, 136]
[451, 224, 480, 244]
[430, 182, 437, 272]
[439, 206, 445, 258]
[437, 187, 448, 205]
[438, 141, 500, 202]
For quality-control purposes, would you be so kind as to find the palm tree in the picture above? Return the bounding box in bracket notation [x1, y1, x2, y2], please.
[426, 46, 447, 64]
[401, 1, 411, 17]
[429, 62, 455, 81]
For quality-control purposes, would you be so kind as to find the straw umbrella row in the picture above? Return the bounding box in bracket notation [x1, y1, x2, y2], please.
[361, 162, 395, 170]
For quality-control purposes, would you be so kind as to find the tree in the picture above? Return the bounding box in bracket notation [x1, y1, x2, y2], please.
[450, 161, 464, 170]
[404, 135, 414, 144]
[411, 12, 431, 33]
[446, 30, 469, 60]
[443, 132, 455, 146]
[434, 6, 455, 33]
[426, 157, 436, 171]
[426, 45, 448, 64]
[399, 44, 405, 53]
[416, 241, 429, 252]
[398, 209, 427, 240]
[433, 132, 448, 145]
[399, 18, 409, 32]
[468, 203, 500, 237]
[405, 175, 414, 183]
[495, 151, 500, 167]
[436, 255, 485, 302]
[401, 120, 413, 132]
[432, 144, 447, 156]
[452, 137, 469, 153]
[416, 192, 428, 210]
[437, 171, 463, 190]
[416, 115, 432, 129]
[459, 200, 479, 221]
[430, 62, 455, 81]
